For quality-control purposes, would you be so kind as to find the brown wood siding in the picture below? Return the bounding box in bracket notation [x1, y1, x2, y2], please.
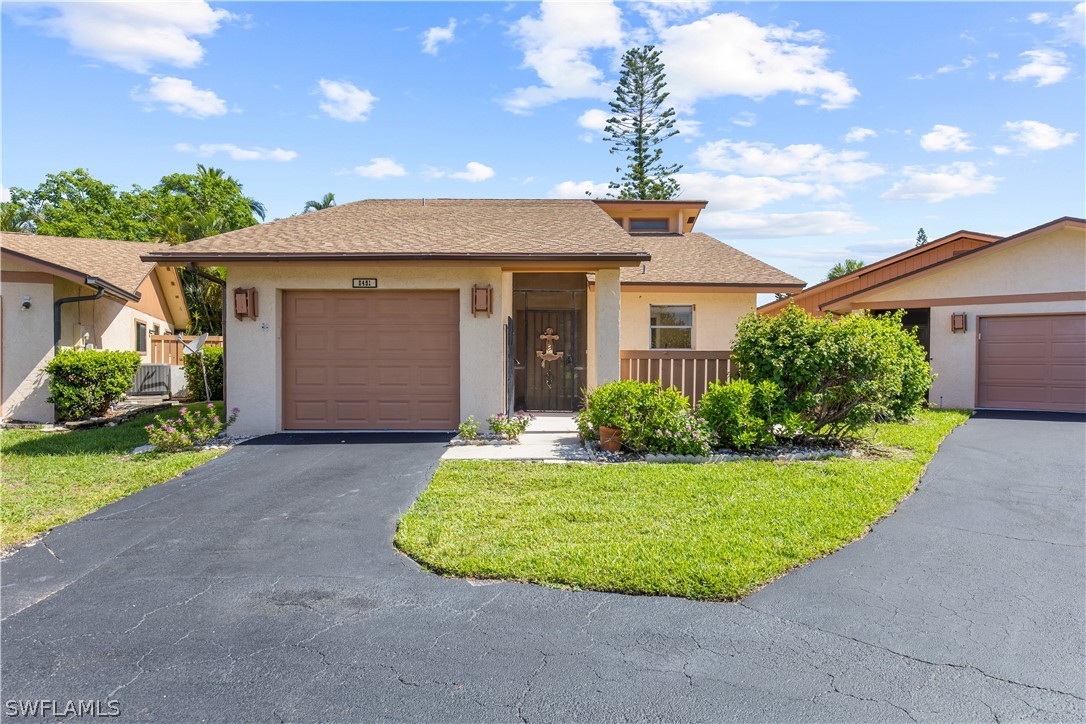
[620, 350, 734, 405]
[282, 290, 460, 430]
[772, 237, 993, 315]
[977, 314, 1085, 412]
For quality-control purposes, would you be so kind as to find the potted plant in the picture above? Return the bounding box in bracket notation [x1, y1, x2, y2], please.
[584, 382, 637, 453]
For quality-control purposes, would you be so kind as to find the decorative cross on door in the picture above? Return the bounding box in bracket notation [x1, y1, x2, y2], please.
[535, 327, 564, 367]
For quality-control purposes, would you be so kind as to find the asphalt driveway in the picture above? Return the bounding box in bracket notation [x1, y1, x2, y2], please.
[2, 415, 1083, 722]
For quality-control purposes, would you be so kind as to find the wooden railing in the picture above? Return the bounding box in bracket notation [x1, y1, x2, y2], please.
[620, 350, 734, 405]
[150, 335, 223, 365]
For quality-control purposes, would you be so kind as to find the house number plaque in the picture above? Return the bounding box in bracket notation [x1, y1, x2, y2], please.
[352, 278, 378, 289]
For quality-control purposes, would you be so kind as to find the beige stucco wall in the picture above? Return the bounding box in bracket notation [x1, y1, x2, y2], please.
[1, 264, 55, 422]
[619, 290, 757, 350]
[220, 264, 502, 435]
[2, 258, 174, 422]
[591, 269, 621, 387]
[926, 301, 1085, 409]
[844, 225, 1086, 409]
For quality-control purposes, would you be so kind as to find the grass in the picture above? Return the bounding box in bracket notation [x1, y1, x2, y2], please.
[395, 409, 970, 601]
[1, 404, 226, 548]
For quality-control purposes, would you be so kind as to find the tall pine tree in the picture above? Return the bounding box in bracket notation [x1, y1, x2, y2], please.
[605, 46, 682, 199]
[915, 227, 928, 247]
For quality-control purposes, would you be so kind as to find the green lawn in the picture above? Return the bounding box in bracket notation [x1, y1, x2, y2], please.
[1, 405, 226, 548]
[396, 409, 970, 601]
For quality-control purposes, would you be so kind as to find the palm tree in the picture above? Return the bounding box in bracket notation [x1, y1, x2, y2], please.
[826, 258, 865, 281]
[303, 193, 336, 213]
[0, 201, 39, 232]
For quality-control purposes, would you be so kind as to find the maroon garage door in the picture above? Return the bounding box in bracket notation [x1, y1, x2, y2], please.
[977, 314, 1086, 412]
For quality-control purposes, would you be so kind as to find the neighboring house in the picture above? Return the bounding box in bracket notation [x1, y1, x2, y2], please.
[759, 217, 1086, 413]
[1, 233, 190, 422]
[144, 198, 802, 435]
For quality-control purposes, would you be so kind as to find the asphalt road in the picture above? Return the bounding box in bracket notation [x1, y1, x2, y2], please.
[2, 415, 1083, 722]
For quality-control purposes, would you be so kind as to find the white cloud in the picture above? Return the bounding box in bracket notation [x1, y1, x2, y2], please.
[936, 55, 976, 74]
[730, 111, 757, 127]
[503, 0, 625, 113]
[674, 117, 702, 138]
[1004, 49, 1071, 86]
[660, 13, 859, 111]
[1028, 3, 1085, 46]
[175, 143, 297, 162]
[549, 180, 611, 198]
[993, 145, 1013, 156]
[317, 79, 377, 122]
[577, 109, 610, 132]
[763, 238, 907, 264]
[843, 126, 877, 143]
[920, 124, 976, 152]
[697, 210, 875, 239]
[9, 1, 233, 73]
[694, 140, 885, 184]
[632, 0, 712, 32]
[1003, 120, 1078, 150]
[881, 162, 1000, 202]
[352, 157, 408, 178]
[431, 161, 495, 182]
[675, 171, 830, 212]
[421, 18, 456, 55]
[133, 76, 227, 118]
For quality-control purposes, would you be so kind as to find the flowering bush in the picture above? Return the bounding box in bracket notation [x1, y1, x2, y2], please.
[146, 403, 239, 452]
[457, 416, 480, 440]
[648, 410, 716, 456]
[487, 411, 535, 440]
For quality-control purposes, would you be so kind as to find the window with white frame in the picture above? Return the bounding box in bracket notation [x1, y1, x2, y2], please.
[135, 321, 148, 353]
[649, 305, 693, 349]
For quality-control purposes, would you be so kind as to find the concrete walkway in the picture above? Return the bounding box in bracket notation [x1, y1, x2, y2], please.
[441, 413, 591, 462]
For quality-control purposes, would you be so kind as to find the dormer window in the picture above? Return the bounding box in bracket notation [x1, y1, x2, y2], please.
[629, 218, 669, 232]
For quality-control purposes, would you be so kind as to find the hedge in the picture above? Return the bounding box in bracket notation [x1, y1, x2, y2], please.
[183, 346, 223, 401]
[45, 349, 141, 421]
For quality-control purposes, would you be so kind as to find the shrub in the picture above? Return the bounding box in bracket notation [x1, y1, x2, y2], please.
[45, 349, 141, 421]
[488, 411, 535, 440]
[146, 403, 239, 452]
[457, 416, 480, 440]
[183, 346, 223, 402]
[575, 408, 597, 441]
[648, 409, 716, 456]
[699, 379, 787, 450]
[732, 306, 932, 438]
[583, 380, 692, 453]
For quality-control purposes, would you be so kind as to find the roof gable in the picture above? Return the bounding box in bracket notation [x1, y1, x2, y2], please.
[145, 198, 650, 263]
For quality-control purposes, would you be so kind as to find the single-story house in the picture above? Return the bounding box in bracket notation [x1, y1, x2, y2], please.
[1, 232, 190, 422]
[144, 198, 803, 435]
[759, 217, 1086, 413]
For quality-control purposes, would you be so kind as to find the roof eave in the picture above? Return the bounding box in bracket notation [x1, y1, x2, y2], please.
[1, 247, 140, 301]
[141, 251, 653, 265]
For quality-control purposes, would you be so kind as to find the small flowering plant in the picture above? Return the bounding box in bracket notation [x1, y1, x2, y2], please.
[648, 411, 716, 457]
[457, 416, 480, 441]
[487, 410, 535, 441]
[146, 403, 239, 452]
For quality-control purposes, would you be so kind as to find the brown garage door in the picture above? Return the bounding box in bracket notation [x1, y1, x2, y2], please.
[977, 314, 1085, 412]
[282, 290, 459, 430]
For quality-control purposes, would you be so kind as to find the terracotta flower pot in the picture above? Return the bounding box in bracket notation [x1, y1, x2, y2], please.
[598, 425, 623, 453]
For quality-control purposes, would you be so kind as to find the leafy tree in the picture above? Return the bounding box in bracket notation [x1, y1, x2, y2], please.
[8, 166, 266, 334]
[0, 201, 38, 232]
[8, 169, 146, 240]
[303, 192, 336, 213]
[915, 227, 928, 247]
[826, 258, 865, 281]
[605, 45, 682, 200]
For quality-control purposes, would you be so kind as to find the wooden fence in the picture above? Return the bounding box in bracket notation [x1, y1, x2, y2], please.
[150, 335, 223, 365]
[620, 350, 734, 405]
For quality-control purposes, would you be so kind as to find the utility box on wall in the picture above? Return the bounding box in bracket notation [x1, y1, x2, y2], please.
[234, 287, 258, 320]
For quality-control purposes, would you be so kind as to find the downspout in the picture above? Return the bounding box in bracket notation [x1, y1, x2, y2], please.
[186, 263, 227, 406]
[54, 278, 104, 352]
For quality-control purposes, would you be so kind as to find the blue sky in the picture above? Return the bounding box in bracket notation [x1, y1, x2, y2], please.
[3, 1, 1083, 285]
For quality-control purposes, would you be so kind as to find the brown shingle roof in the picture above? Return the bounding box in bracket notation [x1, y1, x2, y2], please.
[1, 232, 165, 299]
[619, 233, 805, 288]
[145, 199, 650, 262]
